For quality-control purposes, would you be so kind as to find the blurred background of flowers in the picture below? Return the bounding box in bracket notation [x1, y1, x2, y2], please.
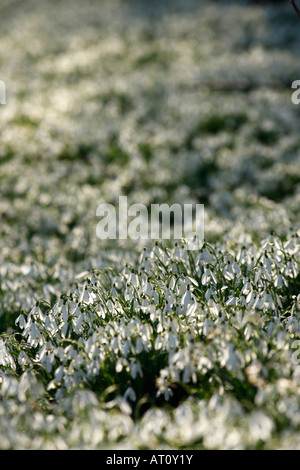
[0, 0, 300, 449]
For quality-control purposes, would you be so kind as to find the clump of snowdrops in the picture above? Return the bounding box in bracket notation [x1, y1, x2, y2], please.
[0, 233, 300, 449]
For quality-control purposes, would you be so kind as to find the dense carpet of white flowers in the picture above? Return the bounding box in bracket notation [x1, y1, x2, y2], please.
[0, 0, 300, 449]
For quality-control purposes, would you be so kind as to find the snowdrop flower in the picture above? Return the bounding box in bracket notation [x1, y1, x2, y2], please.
[220, 343, 238, 372]
[248, 411, 274, 444]
[130, 360, 143, 380]
[181, 286, 196, 310]
[0, 340, 15, 370]
[124, 387, 136, 402]
[78, 286, 94, 305]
